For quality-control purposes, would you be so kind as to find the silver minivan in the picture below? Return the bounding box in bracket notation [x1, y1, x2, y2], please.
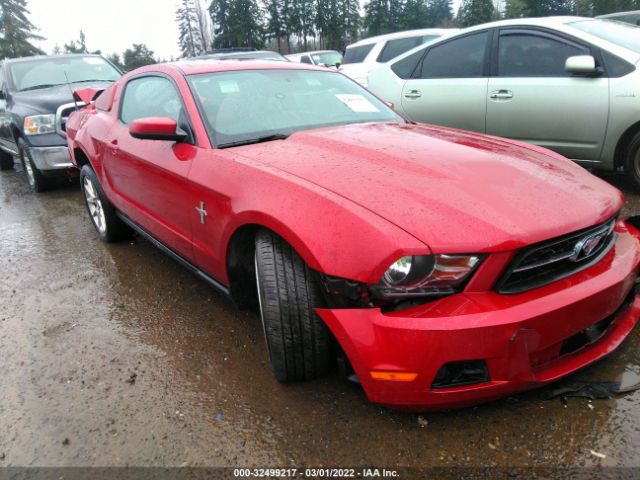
[368, 17, 640, 188]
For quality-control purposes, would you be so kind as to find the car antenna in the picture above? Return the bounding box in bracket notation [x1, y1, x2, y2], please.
[64, 71, 80, 111]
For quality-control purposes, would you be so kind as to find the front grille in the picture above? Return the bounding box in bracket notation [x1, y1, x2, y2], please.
[497, 217, 617, 294]
[55, 102, 85, 135]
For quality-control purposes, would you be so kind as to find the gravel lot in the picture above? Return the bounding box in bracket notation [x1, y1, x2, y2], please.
[1, 165, 639, 474]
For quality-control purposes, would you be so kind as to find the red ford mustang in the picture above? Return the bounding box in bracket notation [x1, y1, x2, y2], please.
[66, 60, 640, 411]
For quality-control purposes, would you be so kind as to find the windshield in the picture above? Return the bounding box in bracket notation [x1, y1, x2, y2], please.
[569, 19, 640, 54]
[188, 69, 404, 148]
[311, 51, 343, 66]
[9, 56, 121, 92]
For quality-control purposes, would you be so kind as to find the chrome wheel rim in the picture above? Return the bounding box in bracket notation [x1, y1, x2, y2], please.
[23, 152, 35, 188]
[83, 176, 107, 235]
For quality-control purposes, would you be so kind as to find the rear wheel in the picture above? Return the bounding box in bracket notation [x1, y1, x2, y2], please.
[254, 229, 332, 382]
[79, 164, 130, 242]
[0, 150, 13, 171]
[624, 132, 640, 190]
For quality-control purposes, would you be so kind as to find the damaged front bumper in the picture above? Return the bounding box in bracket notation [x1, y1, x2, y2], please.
[316, 221, 640, 411]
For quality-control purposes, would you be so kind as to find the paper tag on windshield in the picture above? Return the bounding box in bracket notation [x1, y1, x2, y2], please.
[219, 80, 240, 94]
[335, 94, 379, 113]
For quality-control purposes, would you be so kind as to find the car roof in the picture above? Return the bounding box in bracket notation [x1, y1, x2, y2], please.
[347, 28, 458, 48]
[140, 60, 330, 76]
[598, 10, 640, 18]
[453, 15, 590, 32]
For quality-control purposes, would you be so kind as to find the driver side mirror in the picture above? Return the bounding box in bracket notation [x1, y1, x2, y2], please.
[129, 117, 187, 142]
[565, 55, 598, 75]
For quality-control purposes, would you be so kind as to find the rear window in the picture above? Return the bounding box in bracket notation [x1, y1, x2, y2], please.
[343, 44, 374, 64]
[570, 19, 640, 54]
[377, 35, 439, 63]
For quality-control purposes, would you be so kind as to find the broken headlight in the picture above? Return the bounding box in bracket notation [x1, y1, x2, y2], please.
[375, 254, 482, 299]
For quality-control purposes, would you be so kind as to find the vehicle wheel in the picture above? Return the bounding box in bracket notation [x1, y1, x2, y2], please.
[0, 150, 13, 170]
[19, 143, 50, 192]
[624, 132, 640, 190]
[79, 164, 130, 242]
[254, 229, 333, 382]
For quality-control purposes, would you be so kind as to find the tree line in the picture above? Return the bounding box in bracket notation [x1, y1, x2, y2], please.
[176, 0, 640, 55]
[0, 0, 639, 72]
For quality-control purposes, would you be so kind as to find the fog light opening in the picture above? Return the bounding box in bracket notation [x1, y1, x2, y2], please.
[431, 360, 490, 390]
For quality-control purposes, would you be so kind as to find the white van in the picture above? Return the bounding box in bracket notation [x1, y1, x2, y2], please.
[339, 28, 458, 86]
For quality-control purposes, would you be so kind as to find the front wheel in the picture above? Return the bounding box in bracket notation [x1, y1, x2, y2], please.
[79, 164, 130, 242]
[254, 229, 333, 382]
[20, 144, 50, 192]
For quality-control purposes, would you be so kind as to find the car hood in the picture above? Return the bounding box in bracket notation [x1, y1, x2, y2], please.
[11, 81, 113, 114]
[233, 123, 623, 253]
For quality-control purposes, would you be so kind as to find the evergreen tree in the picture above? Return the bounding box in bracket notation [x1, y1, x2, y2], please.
[106, 53, 123, 70]
[316, 0, 359, 50]
[364, 0, 391, 36]
[51, 44, 61, 55]
[522, 0, 573, 16]
[209, 0, 264, 49]
[194, 0, 213, 52]
[400, 0, 430, 30]
[64, 30, 88, 54]
[122, 44, 156, 71]
[457, 0, 495, 27]
[504, 0, 527, 18]
[291, 0, 316, 49]
[176, 0, 204, 57]
[266, 0, 294, 52]
[428, 0, 453, 26]
[589, 0, 639, 15]
[0, 0, 43, 58]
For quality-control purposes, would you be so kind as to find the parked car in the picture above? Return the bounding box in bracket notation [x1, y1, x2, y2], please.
[368, 17, 640, 188]
[597, 10, 640, 25]
[286, 50, 343, 67]
[196, 51, 289, 62]
[0, 54, 121, 191]
[67, 60, 640, 411]
[340, 28, 458, 86]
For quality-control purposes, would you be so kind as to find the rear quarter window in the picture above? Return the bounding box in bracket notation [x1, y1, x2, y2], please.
[343, 44, 374, 64]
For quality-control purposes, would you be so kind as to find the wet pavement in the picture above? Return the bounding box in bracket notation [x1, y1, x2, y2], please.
[0, 165, 639, 471]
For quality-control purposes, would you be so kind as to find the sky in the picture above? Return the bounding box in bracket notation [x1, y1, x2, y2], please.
[29, 0, 182, 60]
[28, 0, 466, 60]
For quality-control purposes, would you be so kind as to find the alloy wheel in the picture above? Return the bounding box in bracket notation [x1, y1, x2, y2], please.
[83, 176, 107, 235]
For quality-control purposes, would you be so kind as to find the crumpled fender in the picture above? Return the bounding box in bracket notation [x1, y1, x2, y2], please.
[73, 88, 104, 105]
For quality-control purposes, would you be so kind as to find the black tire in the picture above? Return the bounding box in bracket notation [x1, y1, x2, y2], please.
[79, 164, 131, 242]
[254, 229, 332, 382]
[0, 150, 13, 171]
[625, 132, 640, 190]
[19, 142, 51, 192]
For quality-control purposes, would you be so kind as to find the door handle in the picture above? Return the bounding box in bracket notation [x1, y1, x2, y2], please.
[489, 90, 514, 100]
[404, 90, 422, 99]
[109, 139, 119, 152]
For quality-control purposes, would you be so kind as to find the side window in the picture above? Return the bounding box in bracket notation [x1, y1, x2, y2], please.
[391, 48, 427, 79]
[301, 56, 312, 64]
[498, 32, 589, 77]
[343, 44, 374, 64]
[120, 76, 183, 125]
[377, 36, 423, 63]
[418, 32, 489, 79]
[601, 50, 635, 78]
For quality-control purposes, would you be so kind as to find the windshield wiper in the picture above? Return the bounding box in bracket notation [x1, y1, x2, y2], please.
[218, 134, 289, 149]
[71, 79, 116, 84]
[20, 84, 58, 91]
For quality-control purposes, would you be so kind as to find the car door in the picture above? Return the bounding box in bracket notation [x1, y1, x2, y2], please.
[486, 28, 609, 161]
[104, 74, 198, 260]
[401, 30, 491, 133]
[0, 67, 15, 155]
